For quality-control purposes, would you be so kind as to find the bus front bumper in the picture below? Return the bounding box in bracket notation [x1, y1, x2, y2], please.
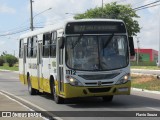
[61, 81, 131, 98]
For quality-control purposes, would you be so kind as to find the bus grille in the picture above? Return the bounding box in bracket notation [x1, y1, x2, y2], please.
[85, 82, 114, 86]
[88, 87, 111, 93]
[79, 73, 119, 80]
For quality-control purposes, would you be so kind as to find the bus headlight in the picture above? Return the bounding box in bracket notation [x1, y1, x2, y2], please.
[66, 76, 83, 86]
[116, 73, 130, 85]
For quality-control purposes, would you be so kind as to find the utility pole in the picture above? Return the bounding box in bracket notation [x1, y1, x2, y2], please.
[158, 6, 160, 67]
[101, 0, 104, 18]
[14, 50, 15, 57]
[137, 37, 140, 65]
[30, 0, 34, 31]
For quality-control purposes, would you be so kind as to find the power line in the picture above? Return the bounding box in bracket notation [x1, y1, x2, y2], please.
[0, 28, 30, 37]
[2, 0, 160, 37]
[135, 3, 160, 11]
[131, 0, 148, 7]
[0, 20, 30, 34]
[133, 0, 160, 10]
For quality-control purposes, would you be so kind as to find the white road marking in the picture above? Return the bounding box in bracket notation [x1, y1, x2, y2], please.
[0, 91, 33, 111]
[0, 91, 47, 120]
[0, 90, 63, 120]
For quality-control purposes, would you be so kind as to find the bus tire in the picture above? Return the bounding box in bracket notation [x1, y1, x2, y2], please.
[27, 75, 37, 95]
[102, 95, 113, 102]
[53, 86, 64, 104]
[50, 76, 54, 96]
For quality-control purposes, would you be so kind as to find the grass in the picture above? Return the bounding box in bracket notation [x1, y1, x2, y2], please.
[0, 63, 18, 71]
[131, 74, 160, 91]
[131, 66, 160, 70]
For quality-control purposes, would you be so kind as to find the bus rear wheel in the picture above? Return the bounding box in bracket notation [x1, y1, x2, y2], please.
[53, 86, 64, 104]
[27, 76, 37, 95]
[102, 95, 113, 102]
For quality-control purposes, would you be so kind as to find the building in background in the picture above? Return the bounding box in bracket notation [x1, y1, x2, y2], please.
[134, 49, 158, 62]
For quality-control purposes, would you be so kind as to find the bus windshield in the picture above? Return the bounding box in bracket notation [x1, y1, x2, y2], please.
[66, 35, 128, 71]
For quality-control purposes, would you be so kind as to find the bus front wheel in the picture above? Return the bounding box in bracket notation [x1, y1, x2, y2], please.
[53, 86, 64, 104]
[27, 76, 37, 95]
[102, 95, 113, 102]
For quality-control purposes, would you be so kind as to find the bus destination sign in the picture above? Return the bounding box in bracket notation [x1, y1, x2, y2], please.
[65, 21, 126, 34]
[74, 25, 118, 33]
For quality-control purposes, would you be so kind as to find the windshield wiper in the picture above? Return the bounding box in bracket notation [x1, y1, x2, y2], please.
[71, 34, 83, 49]
[102, 33, 114, 56]
[103, 33, 114, 49]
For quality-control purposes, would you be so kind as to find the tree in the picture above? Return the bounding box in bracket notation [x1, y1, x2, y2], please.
[0, 56, 5, 66]
[2, 51, 7, 56]
[74, 2, 140, 37]
[4, 54, 18, 67]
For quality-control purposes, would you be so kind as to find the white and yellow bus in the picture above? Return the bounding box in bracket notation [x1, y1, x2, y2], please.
[19, 19, 135, 104]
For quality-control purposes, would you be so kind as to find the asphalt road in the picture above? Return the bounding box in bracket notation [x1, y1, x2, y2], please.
[0, 71, 160, 120]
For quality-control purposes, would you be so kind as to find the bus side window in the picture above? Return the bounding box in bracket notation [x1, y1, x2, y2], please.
[32, 36, 37, 58]
[27, 37, 32, 58]
[43, 33, 51, 57]
[31, 38, 34, 57]
[19, 39, 24, 58]
[50, 31, 57, 57]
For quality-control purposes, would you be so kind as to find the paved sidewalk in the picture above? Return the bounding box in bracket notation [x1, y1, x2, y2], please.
[0, 92, 44, 120]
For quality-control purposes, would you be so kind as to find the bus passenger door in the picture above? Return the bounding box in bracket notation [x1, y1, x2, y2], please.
[57, 38, 64, 94]
[41, 33, 50, 93]
[37, 43, 43, 91]
[23, 44, 27, 84]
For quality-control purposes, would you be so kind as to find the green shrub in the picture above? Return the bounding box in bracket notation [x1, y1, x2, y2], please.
[4, 54, 18, 67]
[0, 56, 5, 66]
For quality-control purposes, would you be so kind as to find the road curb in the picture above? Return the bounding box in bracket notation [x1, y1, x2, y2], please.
[0, 90, 63, 120]
[132, 88, 160, 94]
[131, 69, 160, 72]
[131, 73, 158, 77]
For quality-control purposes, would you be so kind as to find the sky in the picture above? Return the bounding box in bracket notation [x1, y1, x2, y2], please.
[0, 0, 160, 57]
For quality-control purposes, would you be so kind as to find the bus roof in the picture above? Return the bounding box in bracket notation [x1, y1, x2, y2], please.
[64, 19, 124, 27]
[65, 19, 123, 23]
[20, 25, 63, 39]
[20, 19, 124, 39]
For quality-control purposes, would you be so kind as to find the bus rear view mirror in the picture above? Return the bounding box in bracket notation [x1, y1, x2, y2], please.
[59, 37, 65, 49]
[129, 37, 135, 59]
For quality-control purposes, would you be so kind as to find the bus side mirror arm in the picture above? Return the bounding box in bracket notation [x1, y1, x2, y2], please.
[128, 37, 135, 58]
[59, 37, 65, 49]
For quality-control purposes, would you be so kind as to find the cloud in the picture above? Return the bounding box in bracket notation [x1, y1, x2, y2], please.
[31, 0, 99, 27]
[0, 4, 16, 14]
[142, 0, 159, 14]
[28, 0, 160, 51]
[134, 1, 160, 50]
[33, 0, 96, 16]
[0, 38, 18, 56]
[0, 41, 5, 46]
